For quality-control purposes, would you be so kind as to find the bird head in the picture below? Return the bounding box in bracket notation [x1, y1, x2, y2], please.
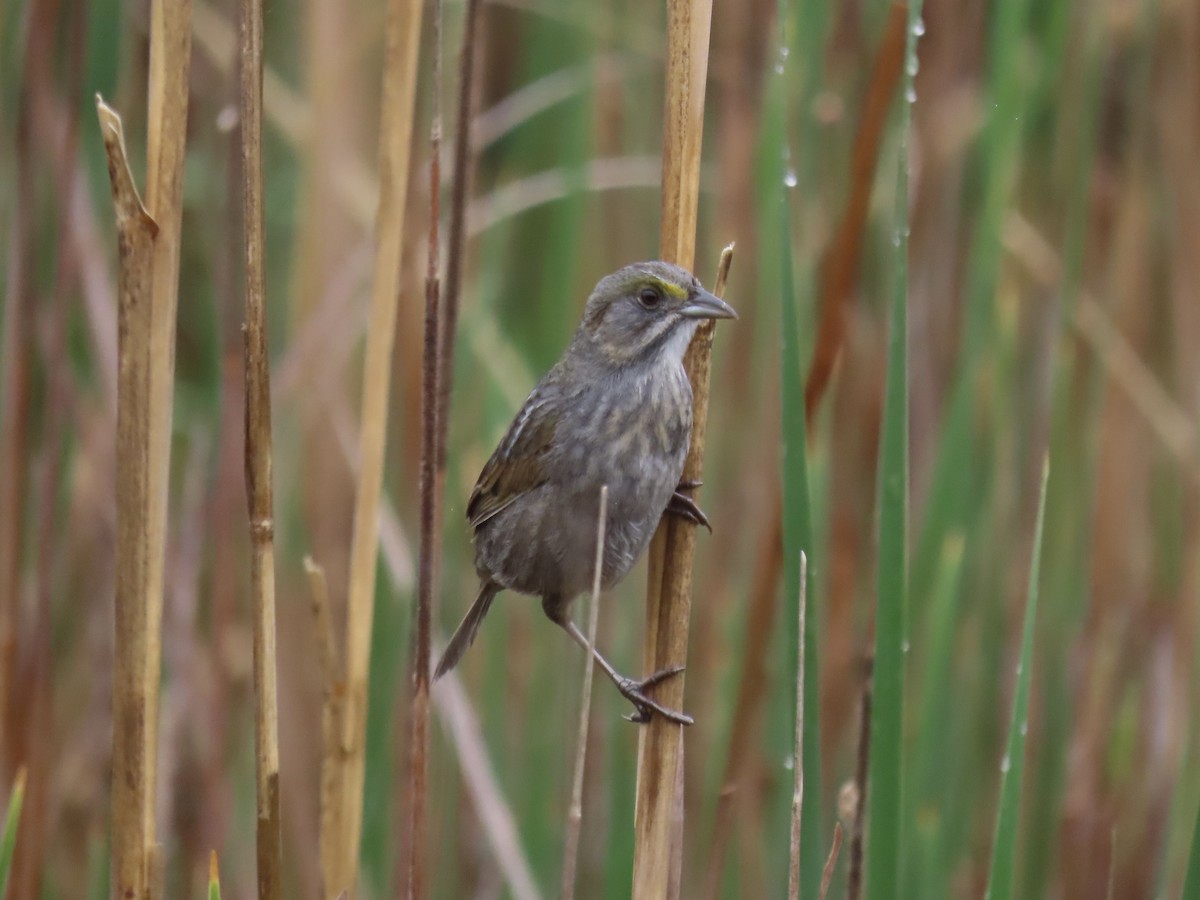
[574, 261, 736, 367]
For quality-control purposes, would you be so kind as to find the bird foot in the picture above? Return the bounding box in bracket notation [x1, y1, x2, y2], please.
[666, 490, 712, 533]
[616, 665, 694, 726]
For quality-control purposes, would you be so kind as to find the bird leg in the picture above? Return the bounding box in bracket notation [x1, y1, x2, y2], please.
[543, 598, 694, 726]
[665, 479, 712, 532]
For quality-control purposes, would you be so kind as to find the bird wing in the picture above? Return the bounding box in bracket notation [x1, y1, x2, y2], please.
[466, 385, 559, 530]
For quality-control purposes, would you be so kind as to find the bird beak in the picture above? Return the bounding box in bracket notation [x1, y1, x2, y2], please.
[678, 290, 737, 320]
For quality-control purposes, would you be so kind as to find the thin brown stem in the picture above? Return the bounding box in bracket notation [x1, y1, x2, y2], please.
[561, 485, 609, 900]
[788, 552, 808, 900]
[846, 656, 873, 900]
[819, 822, 844, 900]
[407, 2, 443, 895]
[237, 0, 283, 888]
[333, 0, 424, 891]
[437, 0, 482, 473]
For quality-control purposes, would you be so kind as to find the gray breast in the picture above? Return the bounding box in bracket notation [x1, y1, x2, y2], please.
[474, 361, 693, 601]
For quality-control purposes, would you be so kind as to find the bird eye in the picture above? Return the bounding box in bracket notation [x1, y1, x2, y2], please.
[638, 286, 663, 309]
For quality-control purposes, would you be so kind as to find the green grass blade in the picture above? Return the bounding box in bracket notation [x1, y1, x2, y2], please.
[208, 850, 221, 900]
[905, 534, 965, 900]
[0, 768, 26, 897]
[1184, 799, 1200, 900]
[985, 459, 1050, 900]
[776, 0, 825, 892]
[865, 3, 921, 897]
[780, 190, 822, 899]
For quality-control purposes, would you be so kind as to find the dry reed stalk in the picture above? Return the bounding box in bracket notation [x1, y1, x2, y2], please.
[96, 100, 154, 884]
[305, 556, 348, 899]
[96, 77, 180, 895]
[330, 0, 423, 892]
[846, 657, 873, 900]
[407, 0, 443, 887]
[290, 0, 361, 620]
[818, 821, 843, 900]
[629, 0, 722, 852]
[237, 0, 283, 891]
[561, 486, 609, 900]
[129, 0, 190, 888]
[788, 552, 808, 900]
[635, 239, 730, 897]
[437, 0, 482, 472]
[147, 845, 166, 900]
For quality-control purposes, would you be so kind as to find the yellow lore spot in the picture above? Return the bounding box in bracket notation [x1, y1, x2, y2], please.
[649, 277, 688, 299]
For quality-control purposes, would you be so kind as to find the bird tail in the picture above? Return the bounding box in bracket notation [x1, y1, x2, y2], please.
[434, 583, 499, 681]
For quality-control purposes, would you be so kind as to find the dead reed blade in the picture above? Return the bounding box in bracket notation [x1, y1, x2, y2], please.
[818, 821, 844, 900]
[561, 486, 609, 900]
[97, 34, 192, 887]
[304, 556, 348, 900]
[630, 0, 722, 860]
[846, 656, 874, 900]
[97, 94, 158, 900]
[331, 0, 424, 892]
[788, 552, 808, 900]
[237, 0, 283, 890]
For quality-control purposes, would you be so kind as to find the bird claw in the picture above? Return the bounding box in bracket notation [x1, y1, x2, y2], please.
[666, 490, 712, 533]
[616, 666, 694, 726]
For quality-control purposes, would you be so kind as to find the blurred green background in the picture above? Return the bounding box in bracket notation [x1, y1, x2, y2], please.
[2, 0, 1199, 897]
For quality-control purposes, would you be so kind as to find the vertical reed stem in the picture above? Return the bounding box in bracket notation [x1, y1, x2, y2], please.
[408, 2, 443, 894]
[98, 96, 160, 900]
[332, 0, 423, 892]
[237, 0, 283, 890]
[632, 0, 718, 875]
[98, 0, 191, 877]
[436, 0, 482, 473]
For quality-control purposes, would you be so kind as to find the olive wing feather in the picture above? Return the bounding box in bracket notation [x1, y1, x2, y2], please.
[466, 386, 558, 530]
